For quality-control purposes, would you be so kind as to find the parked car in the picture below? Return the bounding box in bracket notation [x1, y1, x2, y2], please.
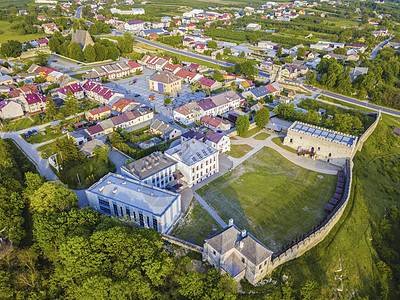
[61, 129, 69, 134]
[32, 129, 38, 134]
[27, 130, 33, 136]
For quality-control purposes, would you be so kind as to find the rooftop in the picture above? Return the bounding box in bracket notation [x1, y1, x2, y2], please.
[87, 173, 180, 216]
[123, 151, 177, 180]
[166, 138, 217, 166]
[150, 71, 181, 84]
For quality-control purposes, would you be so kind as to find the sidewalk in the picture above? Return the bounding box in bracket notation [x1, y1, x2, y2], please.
[193, 192, 227, 228]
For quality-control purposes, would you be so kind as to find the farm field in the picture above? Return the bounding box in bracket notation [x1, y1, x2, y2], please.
[197, 147, 337, 252]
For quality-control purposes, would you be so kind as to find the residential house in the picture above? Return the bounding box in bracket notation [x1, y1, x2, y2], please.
[57, 83, 84, 100]
[203, 222, 273, 284]
[125, 20, 145, 31]
[165, 138, 219, 187]
[68, 128, 91, 145]
[150, 119, 181, 140]
[82, 81, 124, 105]
[0, 99, 24, 119]
[80, 139, 108, 157]
[350, 67, 368, 80]
[201, 115, 231, 131]
[86, 173, 181, 234]
[204, 130, 230, 153]
[42, 23, 59, 34]
[194, 44, 208, 53]
[242, 86, 270, 100]
[246, 23, 261, 30]
[85, 106, 112, 121]
[174, 101, 203, 125]
[198, 77, 222, 91]
[111, 98, 140, 113]
[22, 93, 47, 113]
[0, 75, 13, 86]
[121, 151, 178, 189]
[207, 90, 243, 116]
[149, 71, 182, 94]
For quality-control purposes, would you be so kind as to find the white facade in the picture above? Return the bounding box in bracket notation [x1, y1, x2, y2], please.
[165, 139, 219, 187]
[86, 173, 181, 234]
[0, 100, 24, 119]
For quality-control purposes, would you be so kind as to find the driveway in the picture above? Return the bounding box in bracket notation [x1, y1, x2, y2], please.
[108, 148, 131, 174]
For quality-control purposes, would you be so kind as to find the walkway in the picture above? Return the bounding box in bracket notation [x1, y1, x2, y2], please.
[229, 131, 341, 175]
[193, 192, 227, 228]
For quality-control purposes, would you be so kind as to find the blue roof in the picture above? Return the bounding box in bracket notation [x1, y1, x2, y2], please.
[143, 29, 165, 34]
[249, 86, 269, 98]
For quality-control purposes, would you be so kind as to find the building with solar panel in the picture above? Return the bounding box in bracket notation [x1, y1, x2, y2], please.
[283, 121, 358, 166]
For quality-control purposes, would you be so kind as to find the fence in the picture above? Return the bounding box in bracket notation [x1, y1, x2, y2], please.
[266, 158, 353, 273]
[161, 234, 203, 253]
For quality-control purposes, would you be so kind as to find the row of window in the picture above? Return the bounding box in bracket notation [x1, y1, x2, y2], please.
[98, 198, 159, 231]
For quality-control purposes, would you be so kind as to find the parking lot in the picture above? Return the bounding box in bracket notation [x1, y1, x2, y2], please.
[104, 67, 207, 123]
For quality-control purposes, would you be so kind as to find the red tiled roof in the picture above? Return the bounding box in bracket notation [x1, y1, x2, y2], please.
[87, 124, 103, 135]
[128, 61, 142, 69]
[25, 93, 46, 105]
[88, 106, 111, 116]
[199, 77, 216, 87]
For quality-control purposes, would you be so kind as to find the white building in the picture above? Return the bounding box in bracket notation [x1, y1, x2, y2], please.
[165, 138, 219, 187]
[205, 130, 231, 153]
[86, 173, 181, 234]
[125, 20, 145, 31]
[110, 8, 145, 15]
[0, 99, 24, 119]
[121, 151, 178, 189]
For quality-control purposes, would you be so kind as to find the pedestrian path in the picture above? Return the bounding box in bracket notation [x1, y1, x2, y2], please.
[193, 192, 227, 228]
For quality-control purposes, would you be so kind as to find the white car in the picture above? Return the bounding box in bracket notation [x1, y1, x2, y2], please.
[61, 129, 69, 134]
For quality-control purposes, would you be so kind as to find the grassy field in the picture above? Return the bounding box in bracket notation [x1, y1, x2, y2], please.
[256, 115, 400, 299]
[59, 157, 116, 190]
[23, 126, 65, 144]
[243, 126, 261, 138]
[253, 132, 270, 140]
[171, 198, 222, 246]
[2, 117, 36, 132]
[198, 147, 337, 252]
[271, 136, 298, 154]
[0, 21, 46, 44]
[37, 141, 58, 159]
[226, 144, 254, 158]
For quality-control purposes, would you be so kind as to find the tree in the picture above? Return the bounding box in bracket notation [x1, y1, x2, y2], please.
[117, 32, 135, 54]
[34, 51, 50, 67]
[248, 33, 258, 44]
[28, 181, 78, 214]
[67, 42, 84, 61]
[223, 47, 231, 55]
[191, 81, 200, 92]
[255, 107, 270, 128]
[63, 91, 79, 119]
[164, 97, 172, 106]
[277, 46, 283, 58]
[45, 94, 57, 121]
[297, 47, 306, 59]
[236, 115, 250, 137]
[0, 40, 22, 58]
[208, 40, 217, 49]
[94, 43, 106, 61]
[93, 145, 109, 162]
[240, 51, 245, 58]
[84, 44, 96, 62]
[240, 61, 257, 79]
[213, 70, 224, 82]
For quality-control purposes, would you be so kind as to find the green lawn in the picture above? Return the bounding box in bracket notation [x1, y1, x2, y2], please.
[59, 157, 116, 190]
[2, 117, 36, 132]
[271, 136, 298, 154]
[23, 125, 65, 144]
[252, 116, 400, 298]
[37, 141, 58, 159]
[242, 126, 261, 138]
[0, 20, 46, 44]
[253, 132, 270, 140]
[171, 198, 222, 246]
[197, 147, 337, 252]
[226, 144, 254, 158]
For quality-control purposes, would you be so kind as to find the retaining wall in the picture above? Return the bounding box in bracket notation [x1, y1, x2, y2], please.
[162, 234, 203, 253]
[266, 158, 353, 274]
[353, 111, 381, 154]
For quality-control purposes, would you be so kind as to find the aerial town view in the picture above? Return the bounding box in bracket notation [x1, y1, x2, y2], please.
[1, 0, 400, 298]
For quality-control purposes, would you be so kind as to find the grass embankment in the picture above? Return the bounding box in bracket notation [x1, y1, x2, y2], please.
[226, 144, 254, 158]
[253, 132, 270, 140]
[172, 198, 222, 246]
[2, 117, 37, 132]
[198, 147, 337, 252]
[242, 127, 261, 138]
[37, 141, 58, 159]
[263, 115, 400, 299]
[271, 136, 298, 154]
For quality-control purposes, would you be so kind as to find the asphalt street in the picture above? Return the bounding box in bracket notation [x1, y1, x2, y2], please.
[370, 37, 392, 60]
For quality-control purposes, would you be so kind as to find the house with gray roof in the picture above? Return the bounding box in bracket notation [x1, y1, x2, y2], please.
[121, 151, 178, 189]
[203, 220, 273, 284]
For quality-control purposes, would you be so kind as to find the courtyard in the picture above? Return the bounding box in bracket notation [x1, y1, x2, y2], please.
[197, 147, 337, 252]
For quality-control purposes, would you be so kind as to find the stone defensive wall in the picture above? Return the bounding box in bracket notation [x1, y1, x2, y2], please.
[264, 111, 381, 274]
[266, 159, 353, 274]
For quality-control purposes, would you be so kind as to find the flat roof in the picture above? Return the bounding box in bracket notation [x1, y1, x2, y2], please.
[289, 121, 356, 147]
[87, 173, 180, 216]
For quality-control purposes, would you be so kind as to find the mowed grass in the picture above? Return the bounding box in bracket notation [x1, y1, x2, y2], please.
[197, 147, 337, 252]
[266, 117, 400, 298]
[226, 144, 254, 158]
[0, 21, 46, 44]
[23, 126, 65, 144]
[242, 126, 261, 138]
[271, 136, 298, 154]
[253, 132, 270, 140]
[2, 117, 36, 131]
[37, 141, 58, 159]
[171, 198, 222, 246]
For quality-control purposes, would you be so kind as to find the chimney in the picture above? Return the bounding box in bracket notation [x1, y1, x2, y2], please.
[241, 229, 247, 238]
[239, 241, 244, 249]
[228, 219, 234, 226]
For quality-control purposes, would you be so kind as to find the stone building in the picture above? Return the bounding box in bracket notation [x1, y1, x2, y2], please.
[283, 121, 358, 166]
[203, 221, 273, 284]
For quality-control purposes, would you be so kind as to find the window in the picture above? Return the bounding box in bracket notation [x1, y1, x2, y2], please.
[192, 176, 195, 181]
[133, 211, 136, 221]
[152, 218, 158, 231]
[206, 161, 208, 166]
[214, 157, 216, 162]
[242, 258, 245, 264]
[259, 265, 262, 270]
[201, 171, 203, 176]
[318, 147, 320, 151]
[329, 153, 332, 157]
[213, 250, 216, 255]
[264, 261, 267, 266]
[126, 208, 131, 220]
[147, 216, 150, 227]
[113, 204, 119, 217]
[290, 138, 293, 143]
[197, 166, 199, 171]
[99, 198, 109, 206]
[139, 213, 144, 226]
[120, 207, 124, 216]
[192, 168, 195, 173]
[100, 206, 111, 214]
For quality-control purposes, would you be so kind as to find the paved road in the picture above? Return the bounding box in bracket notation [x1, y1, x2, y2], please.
[370, 37, 392, 60]
[314, 88, 400, 118]
[74, 6, 83, 19]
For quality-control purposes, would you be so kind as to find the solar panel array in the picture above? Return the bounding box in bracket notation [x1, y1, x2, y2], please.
[291, 123, 356, 146]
